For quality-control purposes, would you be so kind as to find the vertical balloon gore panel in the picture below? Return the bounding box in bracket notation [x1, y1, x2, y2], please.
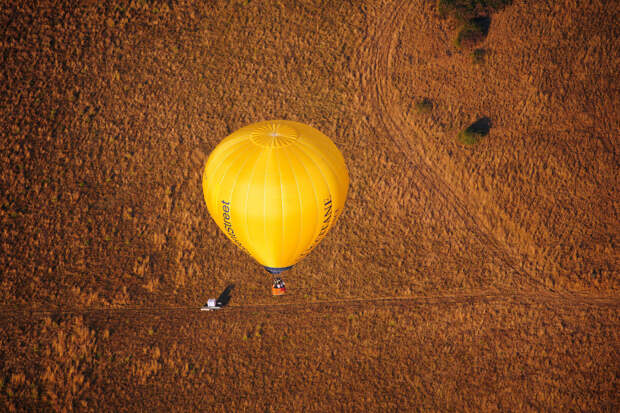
[202, 120, 349, 271]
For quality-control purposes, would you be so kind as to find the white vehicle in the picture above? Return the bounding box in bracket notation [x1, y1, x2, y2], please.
[200, 298, 222, 311]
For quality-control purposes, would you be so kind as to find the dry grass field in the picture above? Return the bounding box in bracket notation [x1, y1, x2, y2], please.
[0, 0, 618, 411]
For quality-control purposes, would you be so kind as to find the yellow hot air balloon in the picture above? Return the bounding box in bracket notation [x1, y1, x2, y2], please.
[202, 120, 349, 285]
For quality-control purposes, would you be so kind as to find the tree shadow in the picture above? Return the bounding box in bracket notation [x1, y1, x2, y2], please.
[216, 284, 235, 307]
[458, 117, 492, 145]
[469, 116, 492, 135]
[471, 16, 491, 37]
[456, 16, 491, 48]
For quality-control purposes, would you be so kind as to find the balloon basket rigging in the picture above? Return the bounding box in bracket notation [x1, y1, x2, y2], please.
[272, 277, 286, 296]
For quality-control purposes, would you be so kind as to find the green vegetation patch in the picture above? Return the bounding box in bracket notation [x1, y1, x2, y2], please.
[438, 0, 510, 49]
[457, 117, 491, 145]
[414, 98, 433, 114]
[454, 18, 488, 49]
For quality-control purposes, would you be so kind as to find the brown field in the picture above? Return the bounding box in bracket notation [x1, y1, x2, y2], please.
[1, 0, 618, 411]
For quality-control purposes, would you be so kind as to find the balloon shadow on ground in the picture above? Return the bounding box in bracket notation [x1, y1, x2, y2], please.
[216, 284, 235, 307]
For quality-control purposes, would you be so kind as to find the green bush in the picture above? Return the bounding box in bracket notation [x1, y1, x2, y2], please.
[414, 98, 433, 114]
[455, 20, 486, 48]
[457, 128, 484, 145]
[457, 117, 491, 145]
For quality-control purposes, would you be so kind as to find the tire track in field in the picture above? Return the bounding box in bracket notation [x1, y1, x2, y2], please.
[0, 290, 617, 320]
[358, 1, 543, 289]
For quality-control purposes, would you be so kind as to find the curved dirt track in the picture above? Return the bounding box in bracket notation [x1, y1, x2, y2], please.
[358, 0, 543, 290]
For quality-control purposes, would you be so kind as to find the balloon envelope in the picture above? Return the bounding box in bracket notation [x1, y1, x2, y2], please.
[202, 120, 349, 272]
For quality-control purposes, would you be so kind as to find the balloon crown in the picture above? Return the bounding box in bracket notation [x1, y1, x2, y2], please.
[250, 121, 298, 148]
